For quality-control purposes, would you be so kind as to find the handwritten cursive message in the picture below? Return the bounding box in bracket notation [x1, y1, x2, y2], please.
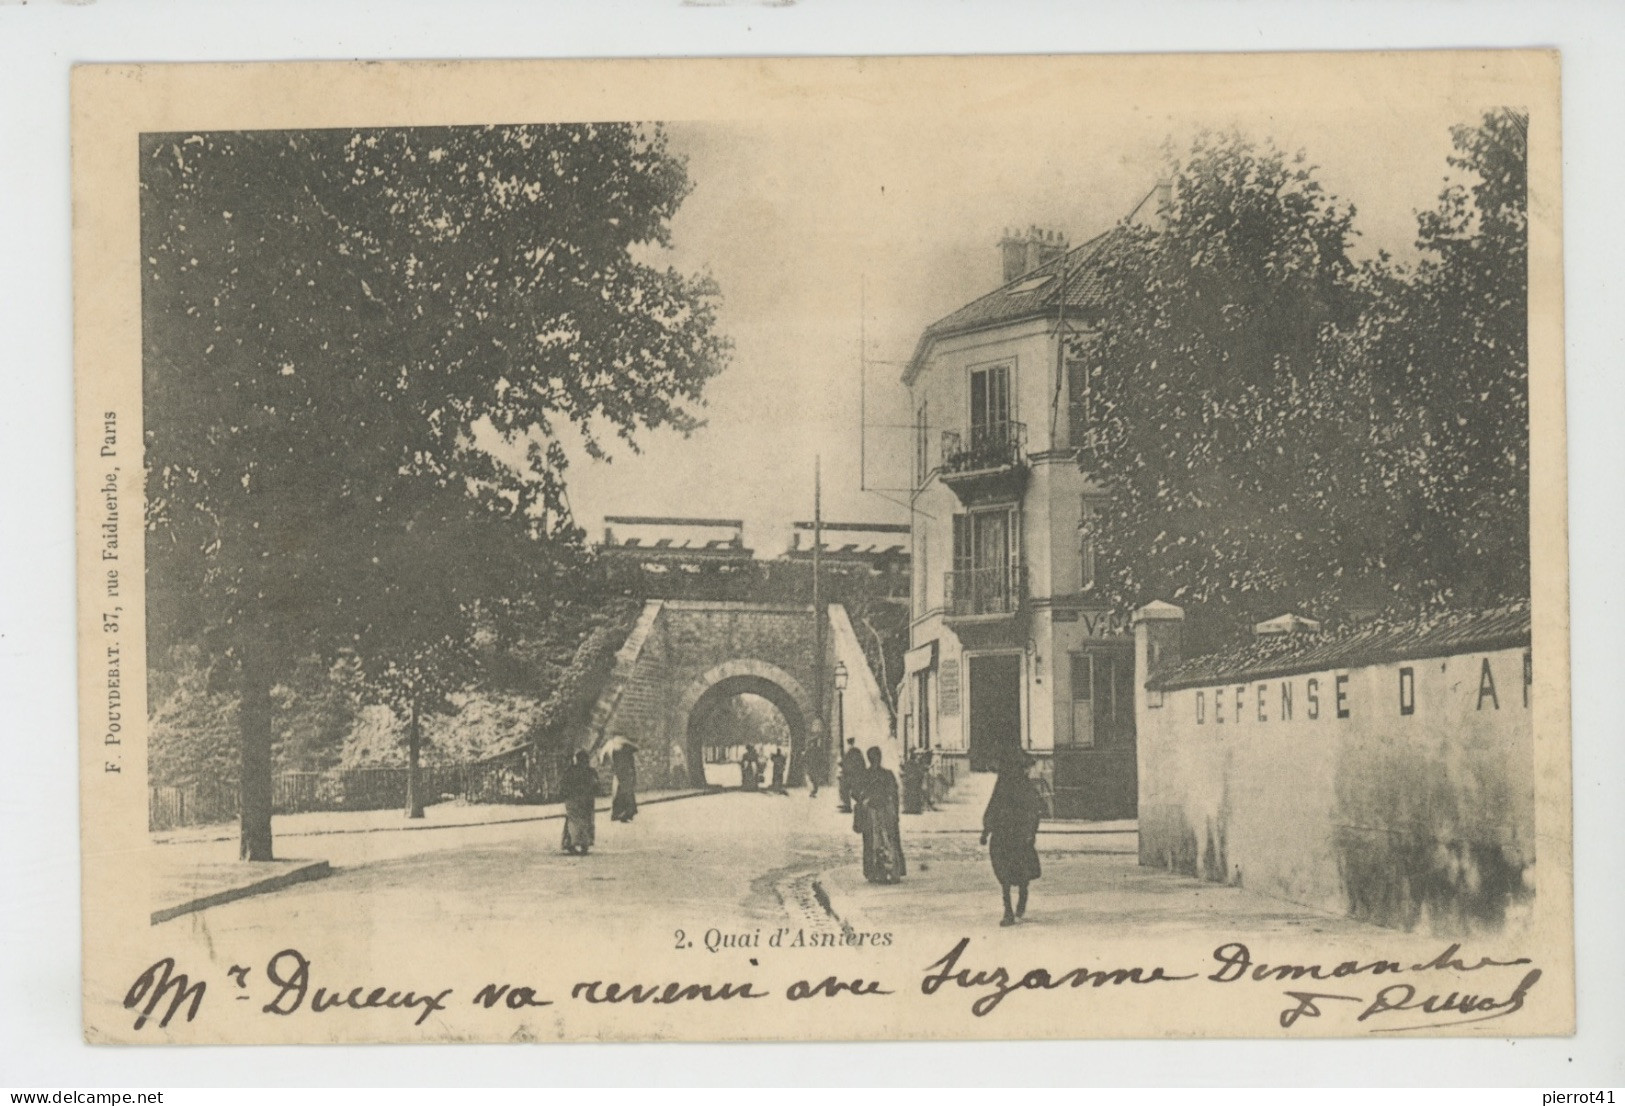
[120, 938, 1541, 1036]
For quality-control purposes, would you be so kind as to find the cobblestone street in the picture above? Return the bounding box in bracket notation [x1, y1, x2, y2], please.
[151, 775, 1400, 950]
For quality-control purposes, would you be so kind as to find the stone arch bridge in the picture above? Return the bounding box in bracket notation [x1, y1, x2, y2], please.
[571, 600, 894, 789]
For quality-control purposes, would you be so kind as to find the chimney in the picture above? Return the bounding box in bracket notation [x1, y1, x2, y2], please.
[998, 228, 1025, 284]
[999, 225, 1069, 283]
[1253, 612, 1322, 637]
[1130, 179, 1176, 229]
[1133, 600, 1186, 687]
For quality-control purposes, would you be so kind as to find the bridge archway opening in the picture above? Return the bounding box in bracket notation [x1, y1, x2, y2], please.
[679, 662, 817, 790]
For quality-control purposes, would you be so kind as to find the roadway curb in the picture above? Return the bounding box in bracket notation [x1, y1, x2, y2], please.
[151, 860, 332, 926]
[154, 787, 723, 844]
[809, 867, 884, 938]
[903, 826, 1139, 836]
[273, 786, 723, 838]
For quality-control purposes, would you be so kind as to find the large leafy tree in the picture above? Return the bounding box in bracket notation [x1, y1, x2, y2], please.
[1361, 109, 1530, 609]
[142, 125, 728, 858]
[1076, 131, 1375, 631]
[1078, 119, 1528, 636]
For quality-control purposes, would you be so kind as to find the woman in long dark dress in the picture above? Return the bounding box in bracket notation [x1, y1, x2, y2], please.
[853, 746, 906, 884]
[901, 749, 927, 814]
[981, 749, 1042, 924]
[560, 750, 599, 855]
[610, 741, 639, 823]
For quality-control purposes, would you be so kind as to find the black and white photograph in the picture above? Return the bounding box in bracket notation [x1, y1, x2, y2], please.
[69, 51, 1570, 1045]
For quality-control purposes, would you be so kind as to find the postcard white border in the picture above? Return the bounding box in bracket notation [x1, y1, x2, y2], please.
[4, 0, 1624, 1087]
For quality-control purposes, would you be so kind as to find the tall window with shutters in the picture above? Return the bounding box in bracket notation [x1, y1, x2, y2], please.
[1066, 650, 1136, 747]
[969, 362, 1012, 443]
[916, 529, 928, 613]
[950, 507, 1018, 616]
[1067, 653, 1095, 747]
[1066, 357, 1093, 452]
[914, 400, 929, 486]
[1079, 495, 1106, 593]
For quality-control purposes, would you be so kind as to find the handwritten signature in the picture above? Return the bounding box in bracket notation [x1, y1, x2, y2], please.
[1279, 970, 1543, 1031]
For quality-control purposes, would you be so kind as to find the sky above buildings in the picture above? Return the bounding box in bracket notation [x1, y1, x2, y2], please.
[558, 85, 1502, 556]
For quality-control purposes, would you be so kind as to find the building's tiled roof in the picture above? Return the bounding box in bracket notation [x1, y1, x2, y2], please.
[903, 227, 1125, 384]
[1146, 602, 1532, 692]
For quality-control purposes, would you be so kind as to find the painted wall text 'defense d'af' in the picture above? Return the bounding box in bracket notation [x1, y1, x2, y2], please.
[1189, 653, 1532, 726]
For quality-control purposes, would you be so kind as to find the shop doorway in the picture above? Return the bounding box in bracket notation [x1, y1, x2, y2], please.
[967, 652, 1021, 771]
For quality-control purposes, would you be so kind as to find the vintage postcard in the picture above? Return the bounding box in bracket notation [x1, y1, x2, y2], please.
[74, 51, 1571, 1044]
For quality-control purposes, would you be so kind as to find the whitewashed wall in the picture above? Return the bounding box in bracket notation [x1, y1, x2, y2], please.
[1136, 626, 1535, 933]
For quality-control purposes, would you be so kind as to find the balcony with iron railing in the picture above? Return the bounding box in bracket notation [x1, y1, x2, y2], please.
[939, 420, 1029, 504]
[942, 419, 1026, 474]
[944, 563, 1026, 620]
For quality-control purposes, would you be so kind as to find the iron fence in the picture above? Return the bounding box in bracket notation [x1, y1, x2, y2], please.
[148, 778, 239, 831]
[149, 752, 570, 831]
[941, 420, 1026, 474]
[944, 563, 1026, 617]
[462, 744, 571, 805]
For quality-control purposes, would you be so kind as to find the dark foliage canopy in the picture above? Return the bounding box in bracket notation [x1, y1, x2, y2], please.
[1076, 116, 1528, 634]
[142, 123, 729, 666]
[141, 123, 729, 850]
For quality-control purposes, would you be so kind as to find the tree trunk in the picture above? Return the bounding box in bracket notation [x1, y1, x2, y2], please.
[238, 637, 276, 861]
[405, 695, 425, 819]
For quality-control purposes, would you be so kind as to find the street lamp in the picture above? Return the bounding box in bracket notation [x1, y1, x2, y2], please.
[832, 661, 849, 779]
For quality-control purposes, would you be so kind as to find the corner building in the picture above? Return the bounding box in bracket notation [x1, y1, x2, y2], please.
[900, 212, 1153, 819]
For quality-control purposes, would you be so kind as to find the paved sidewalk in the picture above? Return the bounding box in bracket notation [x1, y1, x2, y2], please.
[818, 845, 1386, 940]
[816, 771, 1383, 940]
[903, 768, 1137, 836]
[150, 856, 331, 925]
[149, 787, 715, 923]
